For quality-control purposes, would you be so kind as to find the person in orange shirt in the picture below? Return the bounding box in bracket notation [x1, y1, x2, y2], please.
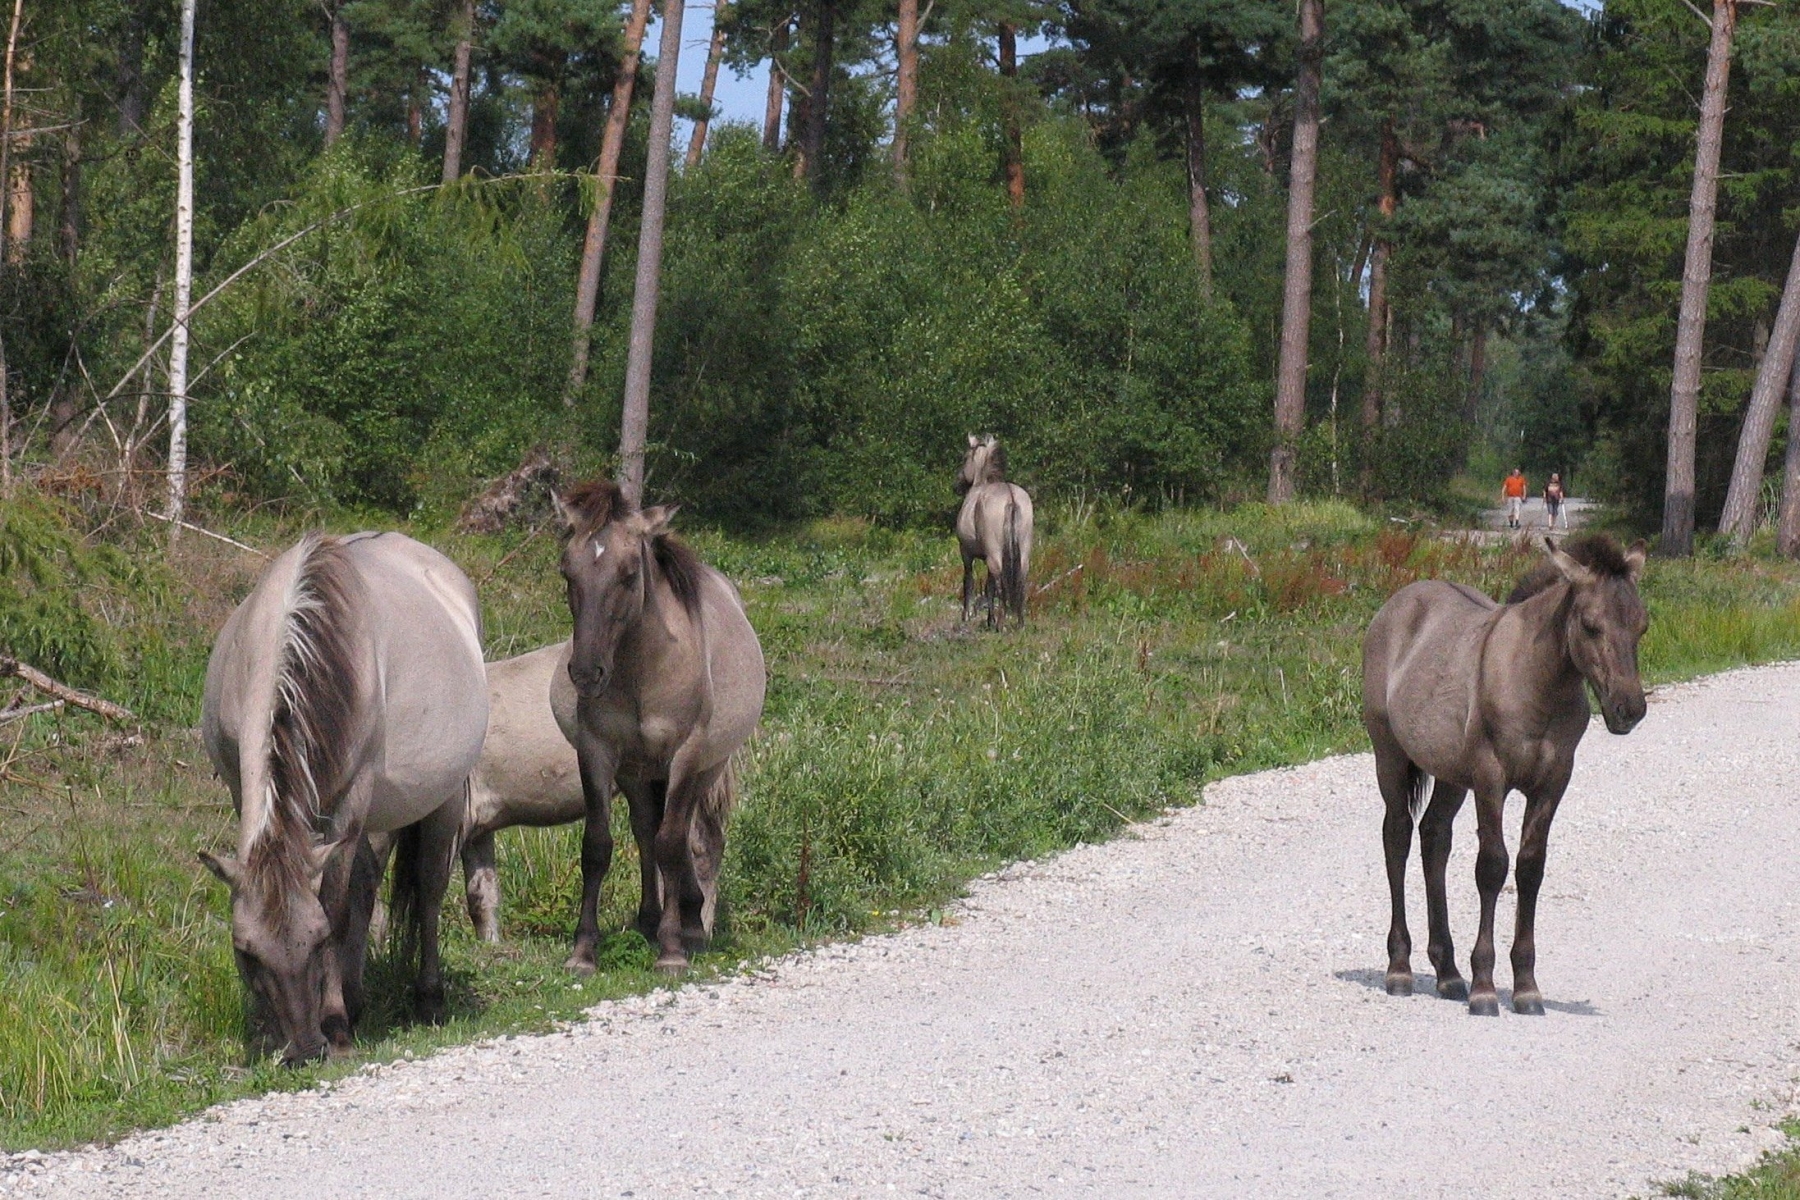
[1502, 467, 1528, 529]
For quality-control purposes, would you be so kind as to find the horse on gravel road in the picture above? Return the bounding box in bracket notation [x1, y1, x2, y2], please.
[956, 434, 1034, 629]
[552, 481, 765, 976]
[1362, 534, 1648, 1016]
[200, 532, 488, 1062]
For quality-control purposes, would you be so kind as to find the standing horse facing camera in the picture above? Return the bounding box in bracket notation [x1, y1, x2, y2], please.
[956, 434, 1033, 628]
[552, 481, 765, 975]
[200, 532, 488, 1063]
[1361, 534, 1648, 1016]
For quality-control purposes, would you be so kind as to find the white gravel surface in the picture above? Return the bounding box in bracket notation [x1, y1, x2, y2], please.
[12, 662, 1800, 1199]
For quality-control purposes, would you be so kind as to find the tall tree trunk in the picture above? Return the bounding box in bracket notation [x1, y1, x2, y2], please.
[1182, 72, 1212, 300]
[0, 0, 16, 499]
[407, 68, 424, 147]
[1720, 225, 1800, 543]
[442, 0, 475, 183]
[563, 0, 654, 405]
[798, 0, 833, 186]
[1267, 0, 1322, 504]
[117, 0, 149, 135]
[892, 0, 916, 181]
[530, 81, 560, 170]
[59, 123, 78, 267]
[1466, 321, 1487, 426]
[686, 8, 729, 169]
[763, 19, 788, 151]
[616, 0, 687, 506]
[1360, 121, 1398, 436]
[998, 22, 1024, 208]
[325, 3, 349, 146]
[5, 158, 28, 264]
[1663, 0, 1738, 556]
[168, 0, 196, 541]
[1777, 356, 1800, 556]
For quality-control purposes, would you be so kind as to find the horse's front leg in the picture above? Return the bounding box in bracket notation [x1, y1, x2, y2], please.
[1467, 784, 1511, 1016]
[1419, 780, 1469, 1000]
[566, 718, 620, 975]
[618, 776, 665, 945]
[409, 795, 463, 1024]
[651, 759, 723, 974]
[1510, 782, 1567, 1015]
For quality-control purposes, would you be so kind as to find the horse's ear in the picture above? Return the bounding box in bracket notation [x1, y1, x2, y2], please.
[198, 850, 241, 889]
[1544, 538, 1594, 587]
[307, 839, 345, 891]
[967, 433, 979, 448]
[1623, 539, 1647, 582]
[638, 505, 678, 538]
[552, 490, 581, 531]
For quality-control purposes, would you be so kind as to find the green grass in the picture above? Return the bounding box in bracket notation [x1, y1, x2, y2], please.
[7, 496, 1800, 1149]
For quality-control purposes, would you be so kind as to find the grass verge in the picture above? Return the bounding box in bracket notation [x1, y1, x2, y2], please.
[5, 496, 1800, 1149]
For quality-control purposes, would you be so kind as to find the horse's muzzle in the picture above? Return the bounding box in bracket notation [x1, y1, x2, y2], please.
[1602, 692, 1646, 735]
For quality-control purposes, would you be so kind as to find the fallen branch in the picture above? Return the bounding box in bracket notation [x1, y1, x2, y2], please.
[0, 657, 135, 723]
[0, 701, 62, 725]
[142, 509, 269, 558]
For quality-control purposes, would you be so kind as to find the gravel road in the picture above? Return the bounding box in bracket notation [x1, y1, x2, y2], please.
[13, 662, 1800, 1199]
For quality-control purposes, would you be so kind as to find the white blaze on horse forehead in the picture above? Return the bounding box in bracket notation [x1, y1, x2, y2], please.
[593, 539, 605, 560]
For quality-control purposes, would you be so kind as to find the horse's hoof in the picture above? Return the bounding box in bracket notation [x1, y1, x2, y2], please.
[654, 953, 689, 976]
[1468, 993, 1500, 1017]
[1513, 993, 1545, 1016]
[564, 954, 597, 977]
[413, 986, 447, 1026]
[1384, 972, 1414, 997]
[1437, 977, 1469, 1002]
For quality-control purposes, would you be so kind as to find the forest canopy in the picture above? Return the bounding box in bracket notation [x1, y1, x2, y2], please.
[5, 0, 1800, 532]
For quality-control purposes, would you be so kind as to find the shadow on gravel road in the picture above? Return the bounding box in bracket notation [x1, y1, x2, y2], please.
[1332, 968, 1601, 1016]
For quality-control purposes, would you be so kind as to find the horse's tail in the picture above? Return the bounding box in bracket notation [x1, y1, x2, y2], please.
[1001, 497, 1026, 626]
[691, 757, 740, 936]
[1406, 762, 1430, 823]
[247, 533, 360, 915]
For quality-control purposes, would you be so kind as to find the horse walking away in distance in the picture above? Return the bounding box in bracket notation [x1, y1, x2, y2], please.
[200, 532, 488, 1063]
[551, 481, 766, 975]
[956, 434, 1034, 629]
[1361, 534, 1648, 1016]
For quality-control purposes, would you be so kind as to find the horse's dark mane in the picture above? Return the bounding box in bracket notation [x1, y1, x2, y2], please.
[564, 478, 705, 617]
[561, 478, 624, 535]
[1507, 534, 1633, 603]
[980, 441, 1008, 484]
[652, 534, 705, 617]
[248, 533, 361, 920]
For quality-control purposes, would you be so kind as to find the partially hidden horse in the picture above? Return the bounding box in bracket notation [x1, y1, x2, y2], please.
[200, 532, 488, 1062]
[551, 481, 766, 974]
[459, 640, 583, 943]
[956, 434, 1034, 628]
[1361, 534, 1648, 1016]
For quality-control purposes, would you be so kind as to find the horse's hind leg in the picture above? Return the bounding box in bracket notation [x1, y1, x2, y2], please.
[961, 554, 976, 623]
[409, 798, 462, 1024]
[1418, 781, 1468, 1000]
[461, 827, 501, 944]
[1373, 737, 1420, 995]
[650, 761, 723, 973]
[1510, 783, 1567, 1016]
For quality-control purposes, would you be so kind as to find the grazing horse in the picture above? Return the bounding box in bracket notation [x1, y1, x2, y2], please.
[200, 532, 488, 1062]
[956, 434, 1034, 628]
[1361, 535, 1648, 1016]
[551, 481, 765, 975]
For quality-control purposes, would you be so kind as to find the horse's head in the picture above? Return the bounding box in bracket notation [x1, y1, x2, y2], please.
[556, 479, 678, 698]
[957, 434, 1005, 496]
[1544, 536, 1649, 734]
[200, 839, 343, 1065]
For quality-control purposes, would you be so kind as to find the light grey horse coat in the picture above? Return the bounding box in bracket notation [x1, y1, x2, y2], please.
[200, 532, 487, 1062]
[956, 435, 1034, 628]
[1361, 535, 1647, 1017]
